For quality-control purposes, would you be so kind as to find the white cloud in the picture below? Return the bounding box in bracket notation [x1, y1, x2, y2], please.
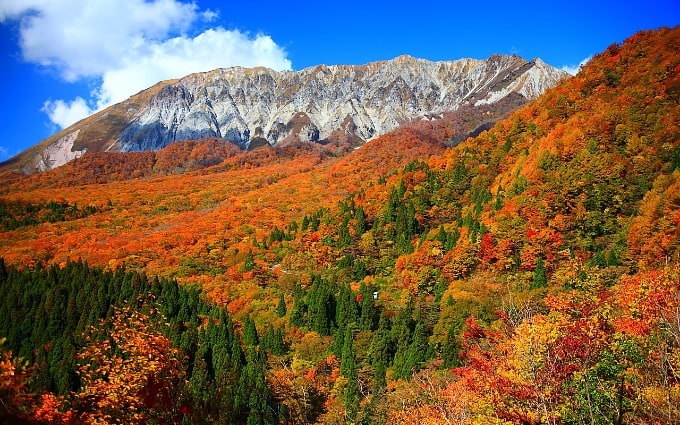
[96, 28, 292, 108]
[561, 55, 592, 76]
[201, 8, 219, 21]
[0, 145, 8, 161]
[41, 97, 94, 129]
[0, 0, 291, 130]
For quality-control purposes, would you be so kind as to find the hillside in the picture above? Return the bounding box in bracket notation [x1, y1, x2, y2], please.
[0, 53, 567, 174]
[1, 26, 679, 424]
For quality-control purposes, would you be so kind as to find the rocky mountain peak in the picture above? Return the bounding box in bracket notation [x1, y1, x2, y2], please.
[8, 54, 569, 173]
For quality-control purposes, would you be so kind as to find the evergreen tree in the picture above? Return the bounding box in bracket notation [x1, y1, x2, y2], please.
[372, 360, 387, 396]
[262, 323, 287, 356]
[275, 293, 287, 317]
[306, 276, 336, 335]
[390, 302, 415, 379]
[402, 321, 430, 376]
[246, 348, 276, 425]
[358, 284, 379, 331]
[338, 217, 352, 247]
[532, 257, 548, 289]
[441, 323, 462, 368]
[353, 258, 367, 281]
[368, 314, 394, 368]
[243, 250, 255, 271]
[354, 205, 367, 236]
[289, 283, 306, 328]
[336, 283, 359, 329]
[243, 315, 259, 346]
[340, 328, 359, 421]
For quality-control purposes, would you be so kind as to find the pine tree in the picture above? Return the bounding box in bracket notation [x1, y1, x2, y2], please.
[402, 321, 429, 376]
[354, 205, 367, 235]
[306, 276, 336, 335]
[372, 360, 387, 396]
[243, 250, 255, 271]
[289, 284, 306, 328]
[262, 323, 287, 356]
[368, 314, 394, 368]
[358, 284, 378, 331]
[532, 257, 548, 289]
[243, 315, 259, 346]
[340, 327, 359, 421]
[390, 302, 415, 379]
[336, 283, 359, 329]
[275, 293, 287, 317]
[241, 347, 275, 425]
[441, 323, 461, 368]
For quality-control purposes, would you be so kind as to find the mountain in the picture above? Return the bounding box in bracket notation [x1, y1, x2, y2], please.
[4, 54, 567, 173]
[2, 26, 679, 425]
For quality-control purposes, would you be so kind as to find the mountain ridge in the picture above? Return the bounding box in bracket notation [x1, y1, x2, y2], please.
[3, 53, 568, 174]
[0, 26, 679, 425]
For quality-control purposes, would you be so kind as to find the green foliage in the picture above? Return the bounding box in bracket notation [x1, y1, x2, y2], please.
[340, 327, 359, 420]
[261, 323, 287, 355]
[289, 284, 307, 328]
[243, 250, 255, 271]
[532, 257, 548, 289]
[0, 260, 279, 423]
[354, 205, 367, 235]
[336, 283, 359, 329]
[275, 293, 287, 317]
[243, 315, 259, 346]
[0, 200, 99, 231]
[305, 275, 336, 336]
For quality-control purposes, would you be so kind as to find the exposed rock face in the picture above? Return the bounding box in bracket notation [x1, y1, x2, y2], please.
[117, 54, 568, 152]
[28, 130, 87, 173]
[6, 54, 569, 173]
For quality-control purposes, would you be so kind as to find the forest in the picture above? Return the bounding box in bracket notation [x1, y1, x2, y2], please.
[0, 26, 679, 424]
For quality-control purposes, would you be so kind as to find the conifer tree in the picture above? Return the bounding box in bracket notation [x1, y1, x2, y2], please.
[289, 285, 306, 328]
[368, 314, 394, 368]
[275, 293, 287, 317]
[340, 327, 359, 421]
[306, 276, 336, 335]
[241, 347, 275, 425]
[402, 321, 429, 375]
[243, 315, 259, 346]
[354, 205, 367, 236]
[243, 250, 255, 271]
[336, 283, 359, 329]
[372, 360, 387, 396]
[262, 323, 287, 355]
[532, 257, 548, 289]
[390, 302, 415, 379]
[358, 284, 379, 331]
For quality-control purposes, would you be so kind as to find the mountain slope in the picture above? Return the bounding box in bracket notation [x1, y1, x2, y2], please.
[270, 26, 679, 424]
[0, 26, 679, 425]
[3, 54, 567, 174]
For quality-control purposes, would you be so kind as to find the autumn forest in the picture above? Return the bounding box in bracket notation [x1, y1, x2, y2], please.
[1, 27, 679, 424]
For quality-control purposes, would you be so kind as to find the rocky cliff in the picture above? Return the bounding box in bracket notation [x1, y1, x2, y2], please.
[6, 54, 569, 173]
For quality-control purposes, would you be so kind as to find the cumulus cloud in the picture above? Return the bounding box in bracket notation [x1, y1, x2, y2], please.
[561, 55, 592, 76]
[42, 98, 94, 130]
[96, 29, 291, 109]
[0, 0, 292, 129]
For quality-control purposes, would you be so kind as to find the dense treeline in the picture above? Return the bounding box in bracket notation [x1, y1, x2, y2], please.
[0, 259, 283, 424]
[0, 200, 98, 231]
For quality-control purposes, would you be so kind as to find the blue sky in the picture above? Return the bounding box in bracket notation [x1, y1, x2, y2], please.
[1, 0, 678, 162]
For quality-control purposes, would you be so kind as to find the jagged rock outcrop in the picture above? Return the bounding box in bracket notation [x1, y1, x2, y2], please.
[6, 54, 569, 172]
